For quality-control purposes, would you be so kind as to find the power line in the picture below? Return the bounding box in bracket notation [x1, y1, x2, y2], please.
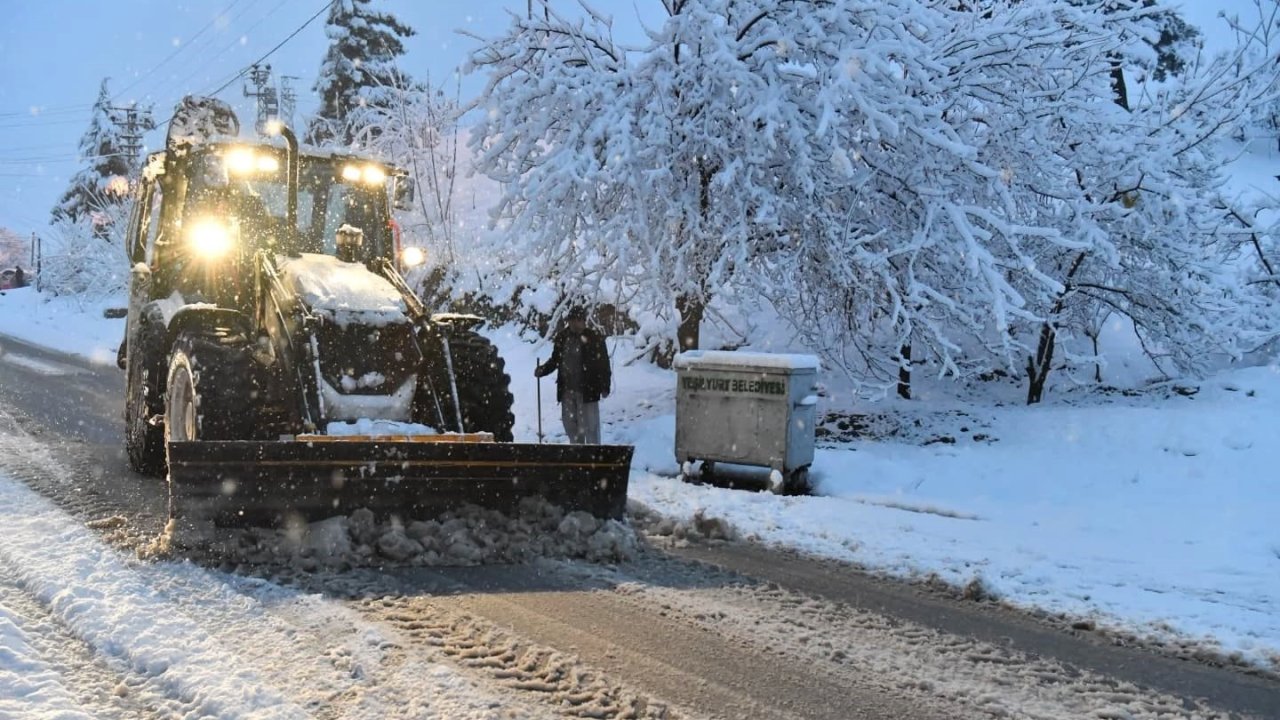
[0, 153, 132, 165]
[110, 0, 247, 104]
[0, 141, 84, 155]
[0, 106, 93, 120]
[0, 117, 94, 130]
[206, 0, 334, 99]
[147, 0, 294, 105]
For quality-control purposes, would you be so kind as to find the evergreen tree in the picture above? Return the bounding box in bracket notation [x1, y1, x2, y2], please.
[1147, 0, 1201, 82]
[307, 0, 415, 146]
[51, 79, 134, 230]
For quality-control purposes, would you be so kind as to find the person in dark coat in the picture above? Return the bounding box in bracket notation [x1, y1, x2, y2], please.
[534, 306, 611, 444]
[12, 266, 24, 288]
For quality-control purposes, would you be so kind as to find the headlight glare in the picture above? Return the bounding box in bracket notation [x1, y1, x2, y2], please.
[188, 218, 235, 258]
[401, 246, 426, 267]
[225, 148, 256, 175]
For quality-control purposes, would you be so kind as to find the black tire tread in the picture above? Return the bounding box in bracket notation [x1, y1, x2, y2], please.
[417, 330, 516, 442]
[167, 330, 258, 441]
[125, 307, 167, 476]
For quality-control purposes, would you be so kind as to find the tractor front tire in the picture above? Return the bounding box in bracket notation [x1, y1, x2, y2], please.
[164, 331, 256, 444]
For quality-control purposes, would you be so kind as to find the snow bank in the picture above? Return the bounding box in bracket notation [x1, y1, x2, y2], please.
[630, 367, 1280, 671]
[0, 287, 123, 366]
[276, 253, 406, 327]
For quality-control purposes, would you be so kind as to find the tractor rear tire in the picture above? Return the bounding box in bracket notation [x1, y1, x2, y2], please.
[125, 310, 166, 476]
[419, 330, 515, 442]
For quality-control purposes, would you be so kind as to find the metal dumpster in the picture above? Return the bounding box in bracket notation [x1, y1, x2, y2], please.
[673, 350, 820, 494]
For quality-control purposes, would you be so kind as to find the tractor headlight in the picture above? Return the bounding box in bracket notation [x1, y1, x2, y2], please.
[224, 147, 281, 176]
[187, 218, 236, 258]
[401, 246, 426, 267]
[341, 164, 388, 186]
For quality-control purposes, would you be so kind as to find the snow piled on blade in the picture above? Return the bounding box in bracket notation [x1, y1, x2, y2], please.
[276, 253, 406, 327]
[324, 418, 438, 436]
[0, 474, 309, 719]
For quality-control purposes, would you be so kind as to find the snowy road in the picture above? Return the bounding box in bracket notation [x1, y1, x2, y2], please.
[0, 333, 1277, 719]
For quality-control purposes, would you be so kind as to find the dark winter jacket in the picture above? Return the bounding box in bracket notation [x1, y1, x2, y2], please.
[536, 327, 612, 403]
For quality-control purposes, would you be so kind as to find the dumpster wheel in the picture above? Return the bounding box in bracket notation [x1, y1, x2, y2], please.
[784, 466, 811, 495]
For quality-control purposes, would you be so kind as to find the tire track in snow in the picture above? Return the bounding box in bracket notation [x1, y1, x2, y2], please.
[0, 405, 564, 718]
[125, 563, 569, 719]
[0, 474, 311, 719]
[0, 562, 190, 718]
[594, 554, 1256, 720]
[321, 564, 943, 720]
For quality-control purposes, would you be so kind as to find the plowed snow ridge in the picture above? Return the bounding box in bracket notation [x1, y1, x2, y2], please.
[0, 474, 310, 719]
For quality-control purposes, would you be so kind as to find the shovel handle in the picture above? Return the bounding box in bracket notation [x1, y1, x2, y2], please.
[536, 358, 544, 444]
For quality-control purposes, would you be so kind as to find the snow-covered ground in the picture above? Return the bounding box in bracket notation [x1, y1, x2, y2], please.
[473, 323, 1280, 672]
[3, 276, 1278, 673]
[0, 286, 124, 366]
[0, 469, 575, 719]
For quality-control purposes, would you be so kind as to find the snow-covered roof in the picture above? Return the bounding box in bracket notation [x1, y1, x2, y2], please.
[673, 350, 820, 372]
[277, 253, 407, 327]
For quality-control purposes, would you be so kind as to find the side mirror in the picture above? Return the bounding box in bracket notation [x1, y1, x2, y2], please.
[393, 176, 415, 211]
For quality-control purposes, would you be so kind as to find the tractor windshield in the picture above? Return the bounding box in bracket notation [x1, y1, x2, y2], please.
[187, 149, 392, 262]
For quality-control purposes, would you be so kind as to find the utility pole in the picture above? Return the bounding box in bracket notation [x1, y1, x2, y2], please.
[279, 75, 299, 130]
[244, 63, 281, 137]
[30, 232, 41, 292]
[108, 105, 155, 173]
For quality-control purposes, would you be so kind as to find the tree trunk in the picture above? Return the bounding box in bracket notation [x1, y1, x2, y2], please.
[1110, 63, 1130, 112]
[1092, 332, 1102, 384]
[896, 343, 912, 400]
[1025, 322, 1056, 405]
[1025, 252, 1088, 405]
[676, 293, 704, 352]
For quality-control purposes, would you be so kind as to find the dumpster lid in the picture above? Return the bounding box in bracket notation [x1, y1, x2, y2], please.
[673, 350, 820, 372]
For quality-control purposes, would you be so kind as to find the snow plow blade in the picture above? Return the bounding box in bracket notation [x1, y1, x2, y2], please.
[166, 440, 633, 528]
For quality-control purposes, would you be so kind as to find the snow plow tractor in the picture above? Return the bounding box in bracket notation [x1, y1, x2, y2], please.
[119, 98, 631, 536]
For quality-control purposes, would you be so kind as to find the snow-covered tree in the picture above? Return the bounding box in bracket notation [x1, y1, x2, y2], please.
[352, 79, 464, 275]
[50, 79, 140, 232]
[0, 227, 26, 270]
[774, 0, 1279, 401]
[307, 0, 415, 147]
[469, 0, 1279, 397]
[40, 200, 132, 299]
[1146, 0, 1201, 82]
[469, 0, 845, 357]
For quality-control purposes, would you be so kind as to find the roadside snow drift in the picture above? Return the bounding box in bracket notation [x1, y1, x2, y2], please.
[627, 367, 1280, 671]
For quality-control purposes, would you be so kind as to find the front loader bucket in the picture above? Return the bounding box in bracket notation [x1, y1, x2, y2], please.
[166, 440, 633, 528]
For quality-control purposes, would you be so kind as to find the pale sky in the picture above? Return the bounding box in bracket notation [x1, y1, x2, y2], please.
[0, 0, 657, 237]
[0, 0, 1250, 239]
